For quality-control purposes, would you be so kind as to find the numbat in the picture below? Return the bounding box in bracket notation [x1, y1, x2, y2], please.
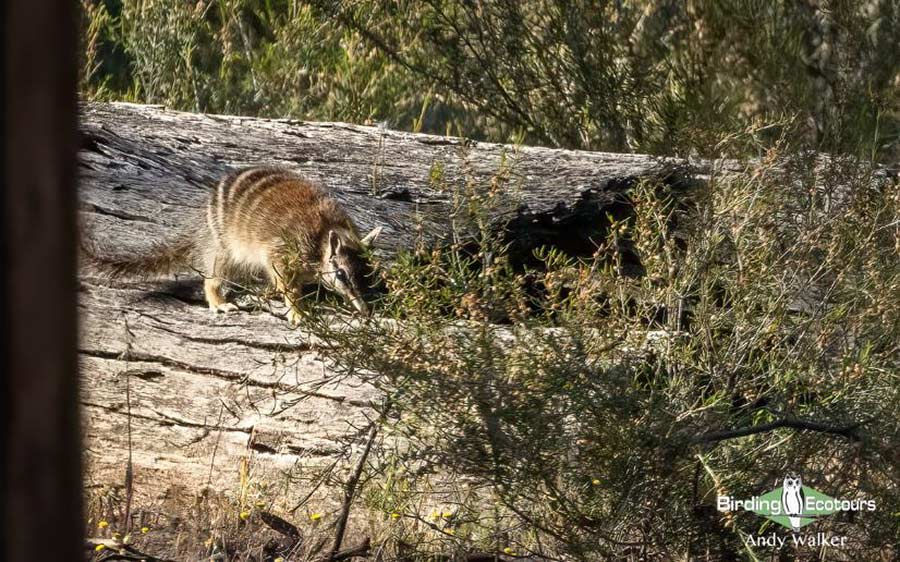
[86, 167, 381, 322]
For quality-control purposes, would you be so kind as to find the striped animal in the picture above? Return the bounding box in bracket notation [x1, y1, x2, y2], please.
[85, 167, 381, 322]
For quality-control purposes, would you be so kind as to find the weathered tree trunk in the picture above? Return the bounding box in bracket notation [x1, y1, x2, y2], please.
[78, 102, 715, 508]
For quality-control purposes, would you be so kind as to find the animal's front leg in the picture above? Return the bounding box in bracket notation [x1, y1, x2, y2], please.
[268, 263, 304, 325]
[204, 277, 239, 313]
[282, 290, 304, 326]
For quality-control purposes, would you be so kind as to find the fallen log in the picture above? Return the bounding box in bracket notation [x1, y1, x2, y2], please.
[78, 101, 713, 511]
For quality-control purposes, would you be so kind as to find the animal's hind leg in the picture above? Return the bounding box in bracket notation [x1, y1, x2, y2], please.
[202, 250, 238, 313]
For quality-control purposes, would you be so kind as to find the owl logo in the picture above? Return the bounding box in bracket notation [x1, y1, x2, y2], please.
[781, 475, 805, 531]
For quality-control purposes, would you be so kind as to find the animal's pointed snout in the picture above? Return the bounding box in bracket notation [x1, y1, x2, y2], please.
[351, 296, 370, 316]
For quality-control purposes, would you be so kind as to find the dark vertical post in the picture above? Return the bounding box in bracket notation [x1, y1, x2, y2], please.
[2, 0, 82, 560]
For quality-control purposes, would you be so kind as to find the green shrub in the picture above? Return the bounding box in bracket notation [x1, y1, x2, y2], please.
[80, 0, 900, 162]
[300, 152, 898, 559]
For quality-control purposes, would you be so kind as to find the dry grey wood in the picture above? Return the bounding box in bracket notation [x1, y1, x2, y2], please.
[78, 101, 712, 508]
[79, 279, 382, 507]
[78, 102, 710, 256]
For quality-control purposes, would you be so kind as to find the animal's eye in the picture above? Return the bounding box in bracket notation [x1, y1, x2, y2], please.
[335, 269, 348, 283]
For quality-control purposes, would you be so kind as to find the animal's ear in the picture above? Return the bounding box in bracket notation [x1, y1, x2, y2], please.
[359, 226, 382, 248]
[328, 230, 342, 255]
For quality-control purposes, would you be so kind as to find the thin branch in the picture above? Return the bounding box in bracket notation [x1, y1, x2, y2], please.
[690, 417, 872, 444]
[121, 318, 136, 533]
[85, 538, 176, 562]
[328, 422, 379, 560]
[288, 456, 342, 515]
[314, 538, 371, 562]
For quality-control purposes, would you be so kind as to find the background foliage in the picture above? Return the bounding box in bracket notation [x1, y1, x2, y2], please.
[80, 1, 899, 560]
[81, 0, 900, 162]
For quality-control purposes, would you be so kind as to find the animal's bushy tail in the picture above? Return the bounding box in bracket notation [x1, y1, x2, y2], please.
[80, 235, 196, 281]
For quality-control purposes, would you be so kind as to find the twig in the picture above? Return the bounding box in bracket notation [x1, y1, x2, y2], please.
[288, 456, 342, 514]
[316, 538, 371, 562]
[328, 423, 378, 560]
[101, 554, 168, 562]
[207, 403, 225, 486]
[121, 317, 136, 533]
[85, 538, 175, 562]
[690, 416, 872, 444]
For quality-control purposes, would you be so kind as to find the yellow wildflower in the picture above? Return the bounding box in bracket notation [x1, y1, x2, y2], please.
[94, 544, 106, 552]
[310, 512, 322, 521]
[503, 546, 516, 555]
[141, 526, 150, 534]
[390, 512, 401, 519]
[592, 478, 601, 486]
[441, 511, 453, 519]
[239, 510, 251, 520]
[97, 520, 109, 529]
